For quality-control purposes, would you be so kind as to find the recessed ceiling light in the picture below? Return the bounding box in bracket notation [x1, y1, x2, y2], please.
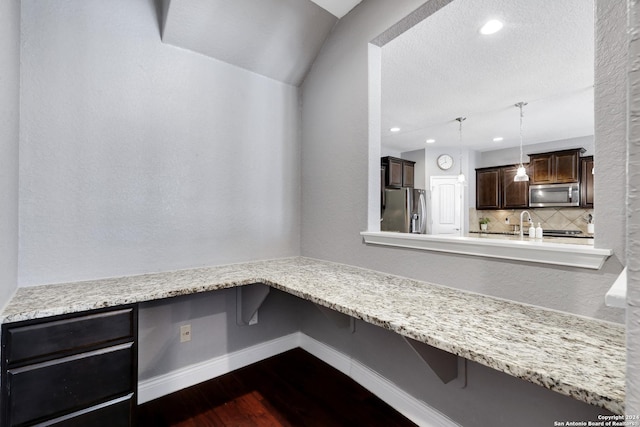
[426, 139, 436, 144]
[390, 127, 401, 132]
[493, 137, 504, 142]
[480, 19, 503, 35]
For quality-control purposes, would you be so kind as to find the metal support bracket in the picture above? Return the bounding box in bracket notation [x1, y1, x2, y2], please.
[314, 304, 356, 333]
[236, 283, 270, 326]
[403, 337, 467, 388]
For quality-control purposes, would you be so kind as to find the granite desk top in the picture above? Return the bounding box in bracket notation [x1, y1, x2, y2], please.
[0, 257, 625, 414]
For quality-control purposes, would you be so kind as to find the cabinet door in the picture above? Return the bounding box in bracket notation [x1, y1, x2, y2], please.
[386, 158, 403, 188]
[402, 162, 415, 188]
[581, 156, 594, 207]
[554, 150, 580, 183]
[529, 150, 581, 184]
[529, 155, 553, 184]
[476, 168, 501, 209]
[501, 166, 529, 209]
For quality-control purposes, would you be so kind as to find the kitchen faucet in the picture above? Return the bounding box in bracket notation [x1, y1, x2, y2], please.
[519, 210, 532, 238]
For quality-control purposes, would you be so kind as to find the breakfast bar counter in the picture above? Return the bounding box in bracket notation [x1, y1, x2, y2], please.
[0, 257, 625, 414]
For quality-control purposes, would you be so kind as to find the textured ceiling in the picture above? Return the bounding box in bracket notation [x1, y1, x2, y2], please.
[162, 0, 338, 86]
[381, 0, 594, 153]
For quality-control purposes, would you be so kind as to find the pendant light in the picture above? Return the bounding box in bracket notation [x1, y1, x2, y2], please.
[514, 102, 529, 182]
[456, 117, 466, 183]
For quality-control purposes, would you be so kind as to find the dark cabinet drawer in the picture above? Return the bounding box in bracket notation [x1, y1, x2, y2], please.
[6, 308, 134, 365]
[46, 393, 134, 427]
[6, 343, 133, 426]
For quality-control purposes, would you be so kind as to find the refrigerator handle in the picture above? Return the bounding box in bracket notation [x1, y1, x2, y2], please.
[419, 191, 427, 234]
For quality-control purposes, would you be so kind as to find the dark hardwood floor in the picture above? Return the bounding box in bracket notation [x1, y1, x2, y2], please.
[137, 348, 417, 427]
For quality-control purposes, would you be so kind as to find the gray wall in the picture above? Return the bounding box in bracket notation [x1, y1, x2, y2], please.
[299, 304, 607, 427]
[0, 0, 20, 310]
[478, 135, 595, 168]
[301, 0, 625, 323]
[626, 0, 640, 415]
[4, 0, 632, 423]
[18, 0, 301, 286]
[594, 0, 627, 261]
[138, 287, 302, 381]
[15, 0, 304, 395]
[300, 0, 626, 424]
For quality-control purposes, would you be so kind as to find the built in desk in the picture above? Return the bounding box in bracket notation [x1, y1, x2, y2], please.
[0, 257, 626, 423]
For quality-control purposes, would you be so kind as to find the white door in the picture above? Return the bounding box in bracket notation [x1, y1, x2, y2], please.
[430, 176, 463, 235]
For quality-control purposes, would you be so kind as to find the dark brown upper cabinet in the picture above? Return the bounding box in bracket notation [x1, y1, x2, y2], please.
[402, 161, 415, 188]
[528, 148, 584, 184]
[501, 165, 530, 209]
[381, 156, 415, 188]
[580, 156, 594, 208]
[476, 167, 501, 209]
[476, 165, 529, 210]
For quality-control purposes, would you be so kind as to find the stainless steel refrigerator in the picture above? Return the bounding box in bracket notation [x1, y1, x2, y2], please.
[381, 188, 427, 234]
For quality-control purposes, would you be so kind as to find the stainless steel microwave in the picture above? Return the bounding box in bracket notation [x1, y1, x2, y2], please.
[529, 183, 580, 207]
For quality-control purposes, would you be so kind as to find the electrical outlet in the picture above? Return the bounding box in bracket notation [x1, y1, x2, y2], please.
[180, 324, 191, 343]
[505, 217, 510, 224]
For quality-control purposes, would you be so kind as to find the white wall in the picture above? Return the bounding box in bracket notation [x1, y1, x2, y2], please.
[0, 0, 20, 309]
[18, 0, 301, 286]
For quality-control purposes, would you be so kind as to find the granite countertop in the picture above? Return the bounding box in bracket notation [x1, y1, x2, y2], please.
[468, 231, 595, 245]
[0, 257, 625, 414]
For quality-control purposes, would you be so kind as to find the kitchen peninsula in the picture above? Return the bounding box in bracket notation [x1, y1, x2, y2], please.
[0, 257, 625, 423]
[362, 231, 610, 269]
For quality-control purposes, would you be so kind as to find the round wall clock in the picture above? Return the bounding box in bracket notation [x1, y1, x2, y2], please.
[437, 154, 454, 170]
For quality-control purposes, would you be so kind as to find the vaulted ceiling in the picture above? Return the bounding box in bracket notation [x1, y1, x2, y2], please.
[159, 0, 592, 154]
[161, 0, 361, 86]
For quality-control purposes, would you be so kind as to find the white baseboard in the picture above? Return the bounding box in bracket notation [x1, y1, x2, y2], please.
[137, 332, 301, 404]
[298, 334, 460, 427]
[138, 332, 459, 427]
[296, 332, 352, 375]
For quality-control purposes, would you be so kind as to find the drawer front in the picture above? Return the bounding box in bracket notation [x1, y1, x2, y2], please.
[6, 308, 134, 364]
[7, 343, 133, 427]
[43, 394, 134, 427]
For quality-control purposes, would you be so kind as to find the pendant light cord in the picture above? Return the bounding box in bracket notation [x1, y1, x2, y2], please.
[459, 119, 463, 174]
[456, 117, 466, 175]
[519, 103, 524, 166]
[513, 102, 530, 182]
[516, 102, 527, 167]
